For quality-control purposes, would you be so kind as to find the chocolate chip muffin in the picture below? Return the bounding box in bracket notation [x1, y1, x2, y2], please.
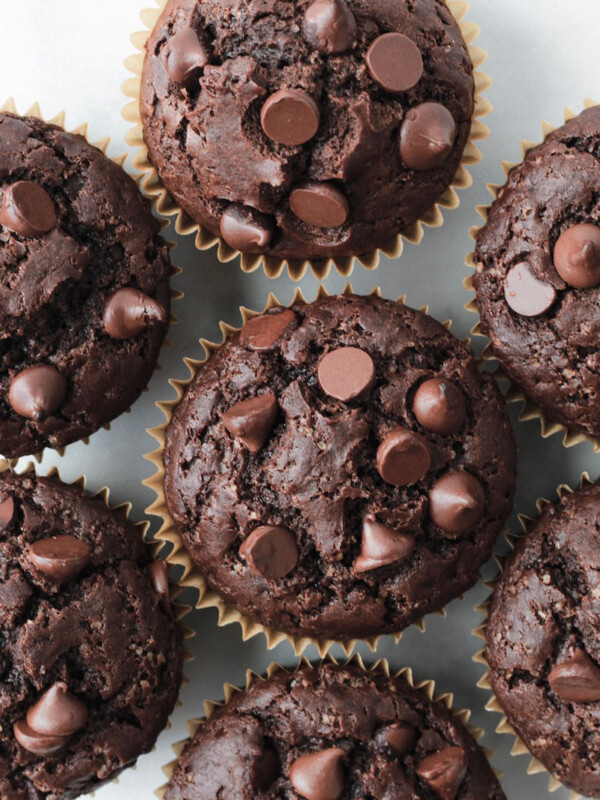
[473, 105, 600, 440]
[486, 480, 600, 798]
[140, 0, 475, 261]
[0, 112, 171, 459]
[164, 663, 505, 800]
[163, 293, 516, 641]
[0, 471, 183, 800]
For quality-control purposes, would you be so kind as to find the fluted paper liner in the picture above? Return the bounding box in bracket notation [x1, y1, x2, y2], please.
[144, 283, 468, 657]
[122, 0, 492, 281]
[0, 97, 181, 467]
[472, 473, 593, 800]
[155, 652, 497, 799]
[464, 98, 600, 453]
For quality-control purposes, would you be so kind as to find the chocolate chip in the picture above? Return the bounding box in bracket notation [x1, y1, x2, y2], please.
[220, 203, 275, 254]
[261, 89, 320, 146]
[317, 347, 375, 402]
[303, 0, 357, 54]
[504, 261, 557, 317]
[376, 426, 431, 486]
[9, 364, 67, 421]
[163, 27, 209, 88]
[548, 649, 600, 703]
[413, 378, 466, 434]
[26, 682, 88, 738]
[29, 536, 91, 583]
[289, 182, 349, 228]
[376, 722, 417, 756]
[553, 223, 600, 288]
[400, 103, 457, 171]
[0, 494, 15, 532]
[365, 33, 423, 93]
[149, 559, 170, 606]
[240, 309, 297, 351]
[239, 525, 298, 579]
[354, 517, 415, 573]
[0, 181, 57, 237]
[103, 287, 167, 340]
[429, 470, 485, 534]
[289, 748, 346, 800]
[13, 719, 69, 756]
[222, 394, 278, 454]
[417, 746, 468, 800]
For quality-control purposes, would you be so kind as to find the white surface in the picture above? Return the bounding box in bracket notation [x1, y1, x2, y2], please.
[1, 1, 600, 798]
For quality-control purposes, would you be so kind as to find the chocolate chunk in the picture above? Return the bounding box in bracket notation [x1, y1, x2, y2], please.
[261, 89, 320, 146]
[8, 364, 67, 421]
[553, 223, 600, 288]
[417, 746, 468, 800]
[0, 494, 15, 531]
[29, 535, 91, 583]
[504, 262, 557, 317]
[413, 378, 466, 434]
[376, 426, 431, 486]
[239, 525, 298, 579]
[149, 559, 170, 604]
[289, 747, 346, 800]
[317, 347, 375, 402]
[26, 682, 88, 737]
[548, 649, 600, 703]
[220, 204, 275, 254]
[240, 309, 297, 351]
[13, 719, 69, 756]
[354, 517, 415, 573]
[222, 394, 278, 454]
[379, 722, 417, 756]
[163, 27, 209, 88]
[429, 470, 485, 534]
[400, 103, 457, 171]
[0, 181, 57, 236]
[303, 0, 357, 54]
[289, 182, 349, 228]
[366, 33, 423, 93]
[103, 287, 167, 340]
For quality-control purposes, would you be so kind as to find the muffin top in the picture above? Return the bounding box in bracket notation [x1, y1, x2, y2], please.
[0, 471, 183, 800]
[486, 481, 600, 798]
[140, 0, 474, 261]
[474, 105, 600, 439]
[164, 294, 516, 641]
[164, 663, 505, 800]
[0, 112, 171, 459]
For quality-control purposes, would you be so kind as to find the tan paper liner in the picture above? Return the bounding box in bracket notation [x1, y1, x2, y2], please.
[144, 283, 470, 657]
[0, 456, 195, 787]
[464, 98, 600, 453]
[155, 651, 497, 799]
[472, 472, 593, 800]
[122, 0, 492, 282]
[0, 97, 182, 468]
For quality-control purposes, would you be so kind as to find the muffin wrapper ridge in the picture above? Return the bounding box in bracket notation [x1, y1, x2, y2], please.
[464, 98, 600, 453]
[122, 0, 492, 281]
[155, 652, 497, 799]
[0, 98, 181, 467]
[472, 472, 593, 800]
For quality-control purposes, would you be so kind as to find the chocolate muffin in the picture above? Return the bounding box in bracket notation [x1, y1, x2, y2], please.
[0, 471, 183, 800]
[0, 112, 171, 459]
[164, 663, 505, 800]
[486, 480, 600, 798]
[163, 293, 516, 641]
[140, 0, 475, 261]
[473, 105, 600, 440]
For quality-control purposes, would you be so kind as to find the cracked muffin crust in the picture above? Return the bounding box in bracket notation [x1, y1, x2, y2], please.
[486, 480, 600, 798]
[163, 294, 516, 641]
[0, 471, 183, 800]
[163, 663, 506, 800]
[140, 0, 475, 261]
[473, 105, 600, 440]
[0, 112, 171, 459]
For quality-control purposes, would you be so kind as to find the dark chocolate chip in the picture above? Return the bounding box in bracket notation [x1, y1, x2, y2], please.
[549, 649, 600, 703]
[222, 394, 278, 454]
[376, 722, 417, 756]
[0, 494, 15, 532]
[13, 719, 69, 756]
[239, 525, 298, 580]
[289, 182, 349, 228]
[504, 262, 557, 317]
[553, 223, 600, 288]
[9, 364, 67, 421]
[26, 682, 88, 737]
[365, 33, 423, 92]
[29, 536, 91, 583]
[354, 517, 415, 573]
[261, 89, 320, 146]
[400, 103, 457, 171]
[149, 559, 170, 606]
[317, 347, 375, 402]
[413, 378, 466, 434]
[303, 0, 357, 54]
[220, 203, 275, 254]
[163, 27, 209, 88]
[240, 309, 297, 351]
[289, 748, 346, 800]
[429, 470, 485, 534]
[103, 287, 167, 340]
[376, 426, 431, 486]
[417, 746, 468, 800]
[0, 181, 57, 236]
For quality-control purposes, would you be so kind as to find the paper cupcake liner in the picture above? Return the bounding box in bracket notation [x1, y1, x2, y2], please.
[472, 472, 593, 800]
[155, 651, 497, 799]
[122, 0, 492, 282]
[464, 97, 600, 453]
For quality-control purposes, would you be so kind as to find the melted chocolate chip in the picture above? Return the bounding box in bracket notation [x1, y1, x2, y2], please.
[9, 364, 67, 421]
[239, 526, 298, 580]
[413, 378, 466, 435]
[289, 748, 346, 800]
[376, 722, 417, 756]
[417, 746, 468, 800]
[26, 682, 88, 737]
[376, 427, 431, 486]
[220, 203, 275, 254]
[149, 559, 170, 606]
[317, 347, 375, 402]
[303, 0, 357, 54]
[103, 287, 167, 340]
[289, 182, 349, 228]
[222, 394, 278, 454]
[240, 309, 297, 351]
[0, 494, 15, 532]
[0, 181, 57, 236]
[261, 89, 320, 146]
[548, 649, 600, 703]
[429, 471, 485, 534]
[13, 719, 69, 756]
[29, 535, 91, 583]
[365, 33, 423, 92]
[553, 223, 600, 288]
[504, 262, 557, 317]
[400, 103, 457, 171]
[163, 27, 209, 88]
[354, 518, 415, 573]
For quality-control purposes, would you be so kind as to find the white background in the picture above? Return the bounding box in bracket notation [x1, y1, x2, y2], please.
[1, 1, 600, 798]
